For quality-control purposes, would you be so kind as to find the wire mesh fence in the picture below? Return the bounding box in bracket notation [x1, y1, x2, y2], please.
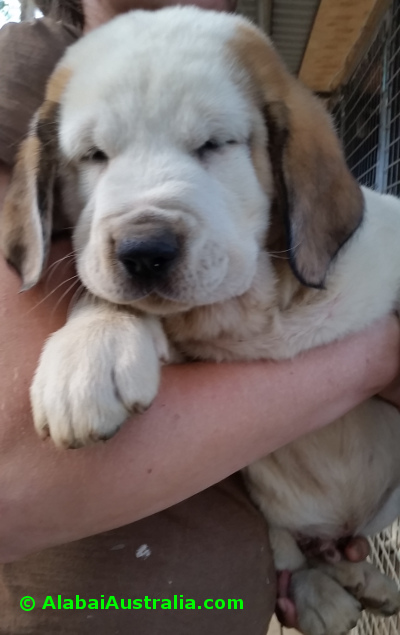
[332, 1, 400, 633]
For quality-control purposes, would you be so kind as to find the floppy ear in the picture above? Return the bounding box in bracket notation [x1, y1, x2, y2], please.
[0, 101, 59, 291]
[264, 89, 364, 289]
[233, 24, 364, 288]
[0, 64, 72, 291]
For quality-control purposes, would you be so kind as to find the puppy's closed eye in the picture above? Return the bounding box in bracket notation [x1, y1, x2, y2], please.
[194, 138, 238, 161]
[81, 147, 109, 163]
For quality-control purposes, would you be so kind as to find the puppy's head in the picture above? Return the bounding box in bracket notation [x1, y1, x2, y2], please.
[1, 7, 363, 313]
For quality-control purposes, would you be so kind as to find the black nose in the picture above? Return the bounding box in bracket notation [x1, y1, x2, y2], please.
[116, 232, 179, 279]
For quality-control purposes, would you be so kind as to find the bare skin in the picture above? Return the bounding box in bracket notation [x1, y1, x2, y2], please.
[82, 0, 236, 31]
[0, 161, 399, 567]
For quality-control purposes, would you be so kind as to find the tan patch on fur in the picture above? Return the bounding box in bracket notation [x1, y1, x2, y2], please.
[34, 66, 72, 125]
[9, 136, 39, 190]
[229, 24, 364, 288]
[0, 66, 70, 269]
[228, 23, 291, 105]
[249, 123, 273, 195]
[43, 66, 72, 111]
[0, 135, 40, 271]
[0, 66, 68, 286]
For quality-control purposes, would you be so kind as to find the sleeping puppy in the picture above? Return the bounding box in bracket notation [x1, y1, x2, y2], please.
[2, 7, 400, 634]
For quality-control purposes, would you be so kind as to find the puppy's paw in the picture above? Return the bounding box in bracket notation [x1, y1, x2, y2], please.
[31, 304, 167, 448]
[291, 569, 362, 635]
[321, 560, 400, 617]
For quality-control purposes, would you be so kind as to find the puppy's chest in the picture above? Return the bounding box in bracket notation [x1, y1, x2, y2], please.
[163, 276, 322, 363]
[164, 299, 276, 362]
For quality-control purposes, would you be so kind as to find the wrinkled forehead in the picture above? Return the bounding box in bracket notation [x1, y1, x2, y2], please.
[56, 7, 256, 153]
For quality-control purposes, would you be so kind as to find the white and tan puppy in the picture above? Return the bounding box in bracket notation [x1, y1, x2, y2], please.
[2, 7, 400, 634]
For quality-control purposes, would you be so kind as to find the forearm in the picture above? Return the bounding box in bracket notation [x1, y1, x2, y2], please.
[0, 239, 398, 562]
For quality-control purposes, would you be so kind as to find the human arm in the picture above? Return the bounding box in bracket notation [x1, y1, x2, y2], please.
[0, 208, 398, 562]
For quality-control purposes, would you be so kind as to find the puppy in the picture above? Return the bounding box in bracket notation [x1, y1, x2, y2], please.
[2, 8, 400, 634]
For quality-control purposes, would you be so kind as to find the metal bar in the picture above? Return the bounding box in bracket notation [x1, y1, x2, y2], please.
[376, 15, 390, 192]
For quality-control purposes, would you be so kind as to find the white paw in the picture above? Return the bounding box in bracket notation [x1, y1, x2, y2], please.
[321, 560, 400, 617]
[31, 302, 168, 448]
[291, 569, 362, 635]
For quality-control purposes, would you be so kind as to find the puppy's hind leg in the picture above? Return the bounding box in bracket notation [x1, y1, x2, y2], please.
[319, 560, 400, 617]
[270, 529, 361, 635]
[290, 569, 362, 635]
[269, 527, 307, 572]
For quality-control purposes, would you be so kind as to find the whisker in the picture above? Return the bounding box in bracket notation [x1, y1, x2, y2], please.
[45, 252, 76, 287]
[67, 284, 86, 317]
[269, 247, 292, 256]
[269, 253, 290, 260]
[269, 239, 303, 259]
[43, 245, 86, 289]
[25, 274, 79, 315]
[51, 279, 81, 320]
[46, 252, 75, 273]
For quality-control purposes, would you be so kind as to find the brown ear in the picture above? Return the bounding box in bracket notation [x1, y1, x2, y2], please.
[0, 66, 71, 291]
[233, 24, 364, 288]
[0, 104, 59, 291]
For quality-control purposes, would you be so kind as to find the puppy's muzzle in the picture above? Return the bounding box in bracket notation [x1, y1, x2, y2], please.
[116, 230, 180, 282]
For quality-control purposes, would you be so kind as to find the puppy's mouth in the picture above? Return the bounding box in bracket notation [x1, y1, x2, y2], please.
[120, 278, 187, 307]
[78, 227, 192, 312]
[80, 265, 190, 314]
[78, 224, 243, 312]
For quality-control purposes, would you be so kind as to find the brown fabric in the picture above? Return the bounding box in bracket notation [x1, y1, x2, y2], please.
[0, 475, 276, 634]
[0, 18, 79, 166]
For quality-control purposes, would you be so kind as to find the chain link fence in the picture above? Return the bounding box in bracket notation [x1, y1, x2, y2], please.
[332, 2, 400, 633]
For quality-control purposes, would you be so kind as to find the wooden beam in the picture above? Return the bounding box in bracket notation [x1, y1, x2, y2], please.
[299, 0, 389, 93]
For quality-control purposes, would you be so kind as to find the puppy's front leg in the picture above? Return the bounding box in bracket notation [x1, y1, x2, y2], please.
[31, 295, 169, 448]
